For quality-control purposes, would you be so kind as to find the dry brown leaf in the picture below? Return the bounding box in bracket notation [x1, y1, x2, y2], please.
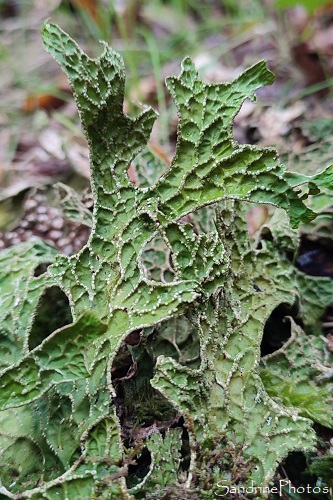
[24, 93, 66, 113]
[291, 42, 329, 96]
[70, 0, 98, 20]
[149, 142, 170, 166]
[247, 206, 269, 237]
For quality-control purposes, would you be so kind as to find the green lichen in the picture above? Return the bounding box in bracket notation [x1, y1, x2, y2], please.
[152, 201, 325, 487]
[0, 22, 332, 499]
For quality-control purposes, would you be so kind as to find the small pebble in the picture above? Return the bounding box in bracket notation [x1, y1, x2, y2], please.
[26, 214, 37, 223]
[51, 217, 64, 230]
[58, 238, 70, 248]
[36, 214, 49, 223]
[64, 245, 73, 254]
[49, 230, 62, 240]
[11, 237, 22, 245]
[36, 206, 47, 215]
[48, 208, 60, 218]
[24, 199, 38, 211]
[35, 223, 48, 233]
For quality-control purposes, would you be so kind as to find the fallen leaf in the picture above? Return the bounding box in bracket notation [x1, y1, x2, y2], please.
[24, 93, 66, 112]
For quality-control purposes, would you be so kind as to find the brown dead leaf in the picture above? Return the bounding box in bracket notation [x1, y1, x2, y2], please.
[291, 42, 329, 96]
[245, 103, 306, 147]
[24, 93, 66, 113]
[315, 2, 333, 15]
[247, 206, 269, 237]
[149, 142, 170, 166]
[23, 73, 71, 113]
[127, 164, 138, 185]
[70, 0, 98, 20]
